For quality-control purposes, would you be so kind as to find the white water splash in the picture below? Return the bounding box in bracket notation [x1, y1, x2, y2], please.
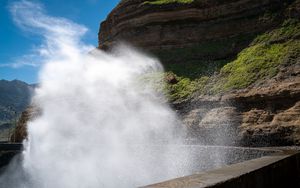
[0, 1, 190, 187]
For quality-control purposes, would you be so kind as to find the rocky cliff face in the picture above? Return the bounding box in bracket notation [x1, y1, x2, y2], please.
[98, 0, 300, 146]
[99, 0, 293, 78]
[179, 60, 300, 146]
[12, 0, 300, 146]
[99, 0, 284, 51]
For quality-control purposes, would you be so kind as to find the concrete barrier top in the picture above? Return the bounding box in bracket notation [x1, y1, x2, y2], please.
[141, 149, 300, 188]
[0, 143, 22, 151]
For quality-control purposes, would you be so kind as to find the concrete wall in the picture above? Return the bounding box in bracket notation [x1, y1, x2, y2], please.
[142, 150, 300, 188]
[1, 145, 299, 187]
[0, 143, 22, 169]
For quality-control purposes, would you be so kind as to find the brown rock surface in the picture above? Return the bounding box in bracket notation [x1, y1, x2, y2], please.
[180, 59, 300, 146]
[100, 0, 300, 146]
[10, 106, 39, 143]
[183, 106, 241, 145]
[99, 0, 289, 64]
[239, 102, 300, 146]
[12, 0, 300, 147]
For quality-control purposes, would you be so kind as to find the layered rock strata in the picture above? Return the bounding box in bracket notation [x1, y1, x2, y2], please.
[99, 0, 290, 66]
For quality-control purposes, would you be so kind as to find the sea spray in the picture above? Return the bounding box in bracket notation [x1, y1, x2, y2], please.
[0, 1, 190, 187]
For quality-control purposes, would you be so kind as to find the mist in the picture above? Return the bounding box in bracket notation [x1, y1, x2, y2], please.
[0, 1, 190, 187]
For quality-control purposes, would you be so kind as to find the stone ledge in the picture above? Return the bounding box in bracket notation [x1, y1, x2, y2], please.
[142, 148, 300, 188]
[0, 143, 22, 169]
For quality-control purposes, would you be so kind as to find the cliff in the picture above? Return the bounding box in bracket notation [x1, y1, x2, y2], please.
[99, 0, 294, 78]
[98, 0, 300, 146]
[11, 0, 300, 146]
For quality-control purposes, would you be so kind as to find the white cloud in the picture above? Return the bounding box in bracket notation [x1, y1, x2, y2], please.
[5, 0, 92, 69]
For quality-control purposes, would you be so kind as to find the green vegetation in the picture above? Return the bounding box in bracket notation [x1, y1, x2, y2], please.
[211, 43, 290, 92]
[142, 72, 214, 102]
[253, 19, 300, 45]
[143, 0, 194, 5]
[164, 72, 196, 102]
[153, 34, 255, 79]
[164, 59, 228, 79]
[139, 72, 197, 102]
[159, 19, 300, 98]
[209, 19, 300, 93]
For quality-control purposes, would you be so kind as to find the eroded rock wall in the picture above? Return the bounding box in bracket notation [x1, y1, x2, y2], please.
[12, 0, 300, 146]
[179, 60, 300, 146]
[99, 0, 290, 63]
[98, 0, 300, 146]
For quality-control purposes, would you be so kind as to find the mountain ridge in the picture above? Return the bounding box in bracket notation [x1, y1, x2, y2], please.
[0, 79, 34, 141]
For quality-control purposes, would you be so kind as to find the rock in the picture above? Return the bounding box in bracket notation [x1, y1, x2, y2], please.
[182, 105, 242, 145]
[98, 0, 289, 66]
[239, 102, 300, 146]
[182, 108, 209, 136]
[12, 0, 300, 147]
[10, 106, 39, 143]
[180, 61, 300, 146]
[164, 73, 178, 84]
[285, 0, 300, 18]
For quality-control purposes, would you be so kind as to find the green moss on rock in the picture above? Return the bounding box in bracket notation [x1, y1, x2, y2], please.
[153, 34, 256, 79]
[178, 19, 300, 95]
[163, 60, 229, 79]
[141, 19, 300, 100]
[210, 19, 300, 93]
[139, 72, 197, 102]
[213, 43, 289, 92]
[253, 19, 300, 44]
[164, 73, 196, 101]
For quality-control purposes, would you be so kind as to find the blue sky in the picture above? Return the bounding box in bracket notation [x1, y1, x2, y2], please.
[0, 0, 119, 84]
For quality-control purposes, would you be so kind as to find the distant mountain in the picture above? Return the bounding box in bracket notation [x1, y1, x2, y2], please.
[0, 80, 34, 140]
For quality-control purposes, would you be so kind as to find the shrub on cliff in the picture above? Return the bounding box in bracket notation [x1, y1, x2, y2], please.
[139, 72, 198, 102]
[143, 19, 300, 99]
[206, 19, 300, 93]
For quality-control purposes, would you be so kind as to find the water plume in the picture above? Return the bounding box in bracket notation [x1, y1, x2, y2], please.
[0, 1, 189, 187]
